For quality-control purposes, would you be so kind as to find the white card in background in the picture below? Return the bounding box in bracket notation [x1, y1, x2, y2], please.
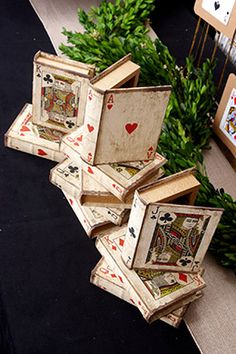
[202, 0, 236, 25]
[220, 88, 236, 146]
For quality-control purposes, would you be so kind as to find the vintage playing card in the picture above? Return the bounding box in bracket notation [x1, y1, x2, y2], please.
[94, 207, 129, 226]
[91, 257, 203, 327]
[4, 103, 65, 162]
[219, 87, 236, 146]
[213, 74, 236, 164]
[32, 51, 95, 133]
[194, 0, 236, 38]
[202, 0, 235, 25]
[61, 132, 167, 201]
[62, 190, 120, 238]
[96, 227, 206, 323]
[79, 84, 171, 164]
[50, 160, 129, 226]
[122, 200, 223, 273]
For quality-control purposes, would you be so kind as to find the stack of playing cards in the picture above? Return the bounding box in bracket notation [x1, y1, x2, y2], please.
[5, 51, 224, 327]
[51, 54, 171, 237]
[5, 51, 95, 161]
[93, 170, 223, 326]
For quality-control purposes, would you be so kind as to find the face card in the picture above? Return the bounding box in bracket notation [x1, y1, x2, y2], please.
[202, 0, 235, 25]
[219, 88, 236, 146]
[41, 71, 80, 130]
[133, 203, 223, 272]
[213, 74, 236, 160]
[96, 227, 205, 322]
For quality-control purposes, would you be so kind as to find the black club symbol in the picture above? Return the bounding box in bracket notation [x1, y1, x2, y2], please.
[159, 212, 173, 224]
[66, 120, 75, 129]
[43, 74, 53, 84]
[68, 166, 79, 174]
[179, 258, 192, 267]
[129, 227, 136, 238]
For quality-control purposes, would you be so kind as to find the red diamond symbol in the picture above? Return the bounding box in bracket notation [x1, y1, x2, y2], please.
[112, 245, 117, 251]
[179, 273, 188, 283]
[118, 276, 123, 283]
[119, 238, 124, 247]
[111, 273, 117, 278]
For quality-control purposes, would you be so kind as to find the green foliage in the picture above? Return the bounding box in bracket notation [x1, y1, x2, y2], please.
[60, 0, 236, 273]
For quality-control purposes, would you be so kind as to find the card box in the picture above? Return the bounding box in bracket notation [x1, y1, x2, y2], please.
[62, 55, 170, 164]
[32, 51, 95, 133]
[91, 257, 202, 327]
[50, 157, 165, 208]
[61, 132, 167, 201]
[62, 190, 121, 238]
[50, 160, 129, 226]
[121, 170, 223, 272]
[5, 103, 65, 162]
[78, 81, 171, 164]
[96, 226, 206, 323]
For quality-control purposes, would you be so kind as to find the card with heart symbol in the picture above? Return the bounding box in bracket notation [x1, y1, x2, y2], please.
[96, 227, 205, 323]
[121, 169, 223, 273]
[79, 84, 171, 164]
[91, 257, 203, 327]
[194, 0, 236, 39]
[4, 103, 65, 162]
[32, 51, 95, 133]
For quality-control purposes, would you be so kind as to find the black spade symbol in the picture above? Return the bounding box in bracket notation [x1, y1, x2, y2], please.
[214, 1, 220, 11]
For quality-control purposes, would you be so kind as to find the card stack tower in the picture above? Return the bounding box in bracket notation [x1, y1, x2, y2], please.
[4, 51, 224, 327]
[51, 53, 172, 237]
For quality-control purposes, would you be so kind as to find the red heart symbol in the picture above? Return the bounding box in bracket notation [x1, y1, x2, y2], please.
[125, 123, 138, 134]
[87, 124, 94, 133]
[20, 125, 30, 132]
[20, 133, 25, 136]
[74, 142, 80, 146]
[148, 146, 154, 151]
[77, 135, 83, 142]
[107, 103, 113, 110]
[69, 198, 73, 205]
[87, 167, 94, 174]
[37, 149, 47, 156]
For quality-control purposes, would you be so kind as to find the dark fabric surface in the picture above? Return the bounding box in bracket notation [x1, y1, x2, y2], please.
[1, 0, 228, 353]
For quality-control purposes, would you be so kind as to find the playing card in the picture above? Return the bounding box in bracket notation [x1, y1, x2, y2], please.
[5, 103, 65, 162]
[213, 74, 236, 163]
[62, 190, 120, 238]
[219, 88, 236, 146]
[202, 0, 235, 25]
[123, 201, 223, 273]
[91, 258, 203, 327]
[79, 84, 171, 164]
[32, 51, 95, 133]
[194, 0, 236, 38]
[121, 169, 223, 272]
[96, 227, 206, 323]
[61, 131, 166, 201]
